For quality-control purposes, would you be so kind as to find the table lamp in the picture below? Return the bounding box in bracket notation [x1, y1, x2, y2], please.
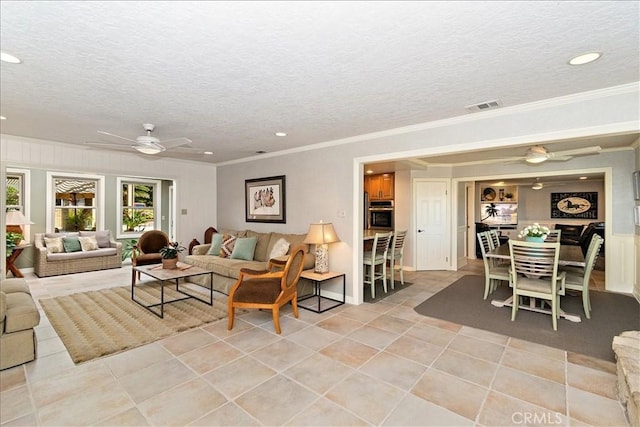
[304, 222, 340, 274]
[6, 210, 34, 236]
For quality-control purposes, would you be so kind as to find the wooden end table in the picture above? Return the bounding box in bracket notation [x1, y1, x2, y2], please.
[298, 270, 345, 313]
[6, 244, 30, 278]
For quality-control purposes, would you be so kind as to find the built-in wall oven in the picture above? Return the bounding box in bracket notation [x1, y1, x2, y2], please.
[368, 200, 394, 230]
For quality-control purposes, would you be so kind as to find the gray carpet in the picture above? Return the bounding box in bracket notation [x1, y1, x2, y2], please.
[364, 280, 413, 303]
[414, 275, 639, 362]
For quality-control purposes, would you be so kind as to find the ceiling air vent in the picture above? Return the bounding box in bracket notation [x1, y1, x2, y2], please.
[464, 99, 503, 113]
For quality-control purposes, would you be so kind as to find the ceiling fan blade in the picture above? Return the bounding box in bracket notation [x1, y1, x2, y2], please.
[97, 131, 137, 143]
[85, 141, 136, 151]
[549, 146, 601, 158]
[161, 137, 192, 150]
[547, 156, 573, 161]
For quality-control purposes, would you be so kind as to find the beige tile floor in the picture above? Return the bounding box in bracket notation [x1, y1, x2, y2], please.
[1, 260, 627, 426]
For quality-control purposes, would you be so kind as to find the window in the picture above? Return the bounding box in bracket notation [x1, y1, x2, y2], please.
[6, 168, 32, 240]
[117, 177, 161, 238]
[46, 172, 105, 232]
[6, 172, 24, 212]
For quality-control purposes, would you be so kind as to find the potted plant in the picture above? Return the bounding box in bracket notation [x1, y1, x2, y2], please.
[159, 241, 185, 269]
[517, 223, 550, 242]
[6, 235, 18, 256]
[121, 239, 138, 262]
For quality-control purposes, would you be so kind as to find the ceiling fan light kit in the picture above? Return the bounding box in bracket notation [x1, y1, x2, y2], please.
[135, 146, 163, 155]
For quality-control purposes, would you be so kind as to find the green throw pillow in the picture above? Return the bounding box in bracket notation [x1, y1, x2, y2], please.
[63, 236, 82, 253]
[206, 233, 223, 256]
[230, 237, 257, 261]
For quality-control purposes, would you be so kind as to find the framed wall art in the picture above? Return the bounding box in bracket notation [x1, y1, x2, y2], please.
[633, 170, 640, 201]
[550, 192, 598, 219]
[245, 175, 286, 223]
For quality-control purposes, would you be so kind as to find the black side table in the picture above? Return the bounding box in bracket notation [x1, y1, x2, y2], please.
[298, 270, 345, 313]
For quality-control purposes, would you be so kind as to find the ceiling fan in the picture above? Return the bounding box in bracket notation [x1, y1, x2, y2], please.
[86, 123, 193, 155]
[529, 177, 568, 190]
[519, 145, 602, 164]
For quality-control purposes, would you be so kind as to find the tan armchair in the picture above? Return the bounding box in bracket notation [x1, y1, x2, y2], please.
[132, 230, 170, 283]
[1, 278, 41, 370]
[228, 245, 305, 334]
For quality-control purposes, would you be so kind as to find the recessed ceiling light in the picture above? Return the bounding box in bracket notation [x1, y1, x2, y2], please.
[579, 176, 587, 180]
[568, 52, 601, 66]
[275, 132, 287, 137]
[1, 51, 22, 64]
[366, 169, 374, 174]
[0, 116, 6, 120]
[204, 151, 213, 155]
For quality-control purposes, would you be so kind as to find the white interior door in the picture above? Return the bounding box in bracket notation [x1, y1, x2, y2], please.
[415, 179, 450, 270]
[168, 185, 175, 241]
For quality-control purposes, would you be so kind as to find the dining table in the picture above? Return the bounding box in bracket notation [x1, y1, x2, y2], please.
[485, 242, 586, 323]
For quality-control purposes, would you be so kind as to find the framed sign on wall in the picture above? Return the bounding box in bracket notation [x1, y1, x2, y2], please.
[245, 175, 286, 223]
[550, 192, 598, 219]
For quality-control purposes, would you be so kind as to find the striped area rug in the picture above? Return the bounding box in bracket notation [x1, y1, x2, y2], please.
[39, 283, 228, 364]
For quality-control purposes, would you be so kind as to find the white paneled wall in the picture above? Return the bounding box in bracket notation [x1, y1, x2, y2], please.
[1, 135, 217, 250]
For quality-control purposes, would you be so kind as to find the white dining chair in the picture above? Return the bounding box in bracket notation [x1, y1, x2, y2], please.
[386, 230, 407, 290]
[477, 231, 510, 299]
[508, 239, 566, 330]
[559, 234, 604, 319]
[363, 231, 392, 299]
[488, 229, 501, 249]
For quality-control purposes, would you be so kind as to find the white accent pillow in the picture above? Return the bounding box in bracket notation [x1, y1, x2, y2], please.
[269, 238, 290, 259]
[44, 237, 64, 254]
[78, 236, 99, 251]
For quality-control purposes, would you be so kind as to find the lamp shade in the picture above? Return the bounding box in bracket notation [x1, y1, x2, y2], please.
[6, 210, 34, 226]
[303, 222, 340, 245]
[304, 222, 340, 274]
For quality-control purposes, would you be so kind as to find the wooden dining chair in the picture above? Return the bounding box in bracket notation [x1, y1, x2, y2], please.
[363, 231, 392, 299]
[508, 239, 566, 330]
[386, 230, 407, 290]
[559, 234, 604, 319]
[477, 231, 510, 299]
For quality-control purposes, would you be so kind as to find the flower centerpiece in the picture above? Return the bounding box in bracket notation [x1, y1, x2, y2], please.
[159, 241, 186, 269]
[517, 223, 550, 242]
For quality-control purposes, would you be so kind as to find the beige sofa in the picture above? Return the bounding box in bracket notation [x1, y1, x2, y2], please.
[183, 229, 314, 295]
[34, 230, 122, 277]
[1, 278, 40, 370]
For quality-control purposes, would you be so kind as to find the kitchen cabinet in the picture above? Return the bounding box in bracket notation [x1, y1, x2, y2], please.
[365, 173, 394, 200]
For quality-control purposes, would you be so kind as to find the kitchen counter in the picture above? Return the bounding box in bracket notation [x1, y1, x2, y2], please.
[363, 229, 392, 240]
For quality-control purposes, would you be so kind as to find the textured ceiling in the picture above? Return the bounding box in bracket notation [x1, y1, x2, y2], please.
[1, 1, 638, 164]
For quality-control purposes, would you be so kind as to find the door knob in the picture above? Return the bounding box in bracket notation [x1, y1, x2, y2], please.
[417, 229, 424, 233]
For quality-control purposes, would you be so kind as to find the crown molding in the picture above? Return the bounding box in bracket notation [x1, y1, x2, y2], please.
[217, 82, 640, 166]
